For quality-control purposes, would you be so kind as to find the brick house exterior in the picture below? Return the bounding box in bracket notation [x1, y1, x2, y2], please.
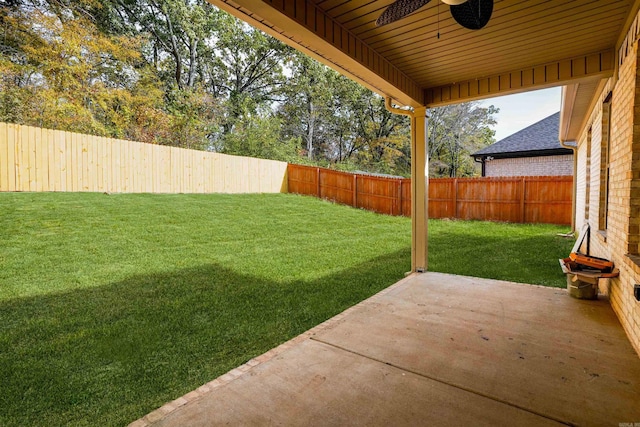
[566, 15, 640, 354]
[472, 112, 574, 177]
[479, 154, 573, 177]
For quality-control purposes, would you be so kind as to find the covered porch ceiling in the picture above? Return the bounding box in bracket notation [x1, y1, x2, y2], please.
[208, 0, 638, 142]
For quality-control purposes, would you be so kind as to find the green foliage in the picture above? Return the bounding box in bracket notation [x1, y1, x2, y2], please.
[351, 96, 411, 176]
[278, 51, 413, 175]
[101, 0, 216, 89]
[330, 159, 360, 173]
[221, 113, 300, 162]
[205, 12, 291, 134]
[428, 102, 498, 177]
[0, 1, 498, 175]
[279, 52, 335, 158]
[165, 87, 221, 149]
[0, 6, 171, 141]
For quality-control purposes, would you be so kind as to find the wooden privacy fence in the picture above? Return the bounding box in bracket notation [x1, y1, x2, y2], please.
[429, 176, 573, 224]
[288, 164, 411, 216]
[0, 122, 288, 194]
[288, 164, 573, 225]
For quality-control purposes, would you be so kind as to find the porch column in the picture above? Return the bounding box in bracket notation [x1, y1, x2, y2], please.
[412, 106, 429, 272]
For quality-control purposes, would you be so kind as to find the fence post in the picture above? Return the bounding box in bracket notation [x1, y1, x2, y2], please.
[520, 177, 526, 223]
[398, 179, 402, 216]
[353, 174, 357, 208]
[453, 178, 459, 219]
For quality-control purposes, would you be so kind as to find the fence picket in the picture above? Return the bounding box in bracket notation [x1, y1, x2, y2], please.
[0, 123, 7, 191]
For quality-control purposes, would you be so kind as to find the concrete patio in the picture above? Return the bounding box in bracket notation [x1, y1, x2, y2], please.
[133, 272, 640, 426]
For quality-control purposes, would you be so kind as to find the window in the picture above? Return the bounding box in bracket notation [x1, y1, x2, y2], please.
[599, 93, 612, 232]
[585, 127, 592, 222]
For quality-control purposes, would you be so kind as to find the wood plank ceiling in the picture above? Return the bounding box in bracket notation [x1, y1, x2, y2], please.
[210, 0, 637, 140]
[321, 0, 624, 85]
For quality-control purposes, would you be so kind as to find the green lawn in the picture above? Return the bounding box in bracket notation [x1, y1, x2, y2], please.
[429, 219, 574, 287]
[0, 193, 573, 426]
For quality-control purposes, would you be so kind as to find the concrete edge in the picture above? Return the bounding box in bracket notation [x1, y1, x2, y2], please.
[128, 273, 421, 426]
[424, 271, 568, 292]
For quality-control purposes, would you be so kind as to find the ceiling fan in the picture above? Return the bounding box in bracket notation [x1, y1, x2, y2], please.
[376, 0, 493, 30]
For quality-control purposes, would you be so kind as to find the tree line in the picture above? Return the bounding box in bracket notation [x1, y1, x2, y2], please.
[0, 0, 498, 177]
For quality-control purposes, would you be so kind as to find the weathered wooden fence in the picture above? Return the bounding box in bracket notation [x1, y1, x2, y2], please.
[0, 122, 288, 193]
[288, 164, 572, 225]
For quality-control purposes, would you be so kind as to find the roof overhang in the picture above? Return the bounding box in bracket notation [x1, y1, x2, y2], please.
[210, 1, 424, 107]
[559, 79, 610, 143]
[472, 148, 574, 160]
[209, 0, 640, 134]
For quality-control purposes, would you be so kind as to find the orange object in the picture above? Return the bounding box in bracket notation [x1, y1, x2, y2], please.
[560, 257, 619, 279]
[569, 252, 614, 272]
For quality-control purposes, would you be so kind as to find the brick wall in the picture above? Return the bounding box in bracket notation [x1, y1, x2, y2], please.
[574, 39, 640, 355]
[484, 155, 573, 177]
[575, 135, 588, 231]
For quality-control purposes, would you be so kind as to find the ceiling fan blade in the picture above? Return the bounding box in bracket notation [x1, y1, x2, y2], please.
[376, 0, 432, 27]
[450, 0, 493, 30]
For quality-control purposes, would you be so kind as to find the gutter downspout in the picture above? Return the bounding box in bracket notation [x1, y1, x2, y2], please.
[560, 139, 577, 233]
[473, 156, 486, 177]
[560, 84, 579, 234]
[384, 97, 414, 119]
[384, 97, 429, 273]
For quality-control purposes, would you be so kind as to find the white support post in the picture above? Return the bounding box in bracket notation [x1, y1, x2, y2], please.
[384, 98, 428, 273]
[412, 106, 429, 272]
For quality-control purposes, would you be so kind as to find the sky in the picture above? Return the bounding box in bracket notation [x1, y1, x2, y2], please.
[479, 87, 562, 141]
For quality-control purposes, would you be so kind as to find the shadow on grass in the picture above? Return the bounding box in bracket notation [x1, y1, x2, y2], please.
[0, 248, 410, 427]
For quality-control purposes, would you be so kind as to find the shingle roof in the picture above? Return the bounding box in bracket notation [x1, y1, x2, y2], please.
[472, 112, 571, 158]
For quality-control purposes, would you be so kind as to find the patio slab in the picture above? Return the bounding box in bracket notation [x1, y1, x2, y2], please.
[136, 272, 640, 427]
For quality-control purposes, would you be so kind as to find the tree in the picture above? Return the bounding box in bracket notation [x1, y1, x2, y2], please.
[101, 2, 291, 139]
[279, 53, 411, 174]
[164, 86, 221, 149]
[0, 5, 171, 139]
[203, 10, 291, 136]
[350, 94, 410, 175]
[279, 52, 335, 159]
[102, 0, 215, 90]
[1, 0, 496, 174]
[428, 102, 497, 177]
[221, 110, 299, 162]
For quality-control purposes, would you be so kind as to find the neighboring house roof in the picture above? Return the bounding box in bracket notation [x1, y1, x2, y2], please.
[472, 112, 572, 159]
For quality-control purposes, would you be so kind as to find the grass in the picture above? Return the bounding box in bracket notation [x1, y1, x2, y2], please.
[0, 192, 573, 426]
[429, 219, 574, 287]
